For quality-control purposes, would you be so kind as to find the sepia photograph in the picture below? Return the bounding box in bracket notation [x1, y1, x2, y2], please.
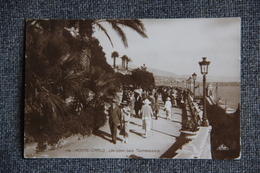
[24, 18, 240, 159]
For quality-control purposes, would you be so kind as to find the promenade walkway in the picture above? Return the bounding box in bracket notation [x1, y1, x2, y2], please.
[27, 98, 186, 158]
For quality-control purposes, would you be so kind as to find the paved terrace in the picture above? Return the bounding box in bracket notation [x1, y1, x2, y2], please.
[25, 95, 210, 158]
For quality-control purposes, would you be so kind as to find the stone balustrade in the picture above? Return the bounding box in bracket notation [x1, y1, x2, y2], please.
[174, 91, 212, 159]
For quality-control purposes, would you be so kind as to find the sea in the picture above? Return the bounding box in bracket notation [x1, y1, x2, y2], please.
[217, 85, 240, 110]
[196, 85, 240, 110]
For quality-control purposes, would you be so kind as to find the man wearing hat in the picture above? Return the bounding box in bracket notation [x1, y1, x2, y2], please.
[108, 99, 122, 144]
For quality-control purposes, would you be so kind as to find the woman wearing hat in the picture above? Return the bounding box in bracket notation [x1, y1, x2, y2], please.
[120, 101, 131, 143]
[140, 99, 153, 138]
[164, 97, 172, 120]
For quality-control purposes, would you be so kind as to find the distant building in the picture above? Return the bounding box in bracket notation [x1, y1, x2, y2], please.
[113, 65, 132, 75]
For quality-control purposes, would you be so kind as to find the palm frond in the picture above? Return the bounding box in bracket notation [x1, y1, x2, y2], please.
[116, 20, 148, 39]
[132, 19, 146, 31]
[95, 22, 114, 47]
[36, 91, 69, 118]
[106, 20, 128, 47]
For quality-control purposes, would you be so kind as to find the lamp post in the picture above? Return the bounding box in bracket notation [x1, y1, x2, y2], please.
[188, 77, 192, 91]
[199, 57, 210, 127]
[192, 72, 197, 97]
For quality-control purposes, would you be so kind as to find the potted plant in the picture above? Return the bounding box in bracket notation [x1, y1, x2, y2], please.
[180, 119, 199, 139]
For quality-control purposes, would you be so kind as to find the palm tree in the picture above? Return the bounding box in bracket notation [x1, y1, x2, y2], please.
[120, 55, 128, 69]
[111, 51, 119, 68]
[125, 57, 132, 70]
[25, 20, 115, 149]
[27, 19, 147, 72]
[25, 19, 148, 150]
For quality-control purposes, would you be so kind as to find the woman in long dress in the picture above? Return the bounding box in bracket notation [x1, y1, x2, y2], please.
[121, 101, 131, 143]
[164, 97, 172, 120]
[140, 99, 153, 138]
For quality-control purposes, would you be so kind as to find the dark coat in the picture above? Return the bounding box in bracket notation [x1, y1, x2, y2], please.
[108, 105, 121, 125]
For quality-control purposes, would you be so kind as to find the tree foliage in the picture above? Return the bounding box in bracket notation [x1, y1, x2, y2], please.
[114, 73, 134, 87]
[25, 20, 115, 150]
[25, 19, 147, 151]
[90, 38, 114, 73]
[131, 68, 155, 90]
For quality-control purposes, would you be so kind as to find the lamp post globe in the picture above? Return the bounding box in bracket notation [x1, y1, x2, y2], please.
[199, 57, 210, 75]
[199, 57, 210, 127]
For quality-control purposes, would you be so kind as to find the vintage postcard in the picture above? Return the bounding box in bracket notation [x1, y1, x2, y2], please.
[24, 18, 240, 159]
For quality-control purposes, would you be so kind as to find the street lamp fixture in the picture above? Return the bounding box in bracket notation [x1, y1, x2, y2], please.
[192, 72, 197, 96]
[199, 57, 211, 127]
[199, 57, 210, 75]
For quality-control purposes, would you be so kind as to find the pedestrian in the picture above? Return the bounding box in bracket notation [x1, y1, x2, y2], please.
[134, 92, 142, 118]
[154, 100, 160, 120]
[154, 91, 158, 102]
[129, 92, 135, 117]
[171, 90, 177, 107]
[164, 97, 172, 120]
[140, 99, 153, 138]
[108, 99, 122, 144]
[120, 101, 131, 143]
[162, 91, 167, 104]
[148, 92, 155, 112]
[122, 90, 130, 103]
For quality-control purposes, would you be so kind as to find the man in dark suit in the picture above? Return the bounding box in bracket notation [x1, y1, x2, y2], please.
[108, 100, 122, 144]
[134, 92, 142, 118]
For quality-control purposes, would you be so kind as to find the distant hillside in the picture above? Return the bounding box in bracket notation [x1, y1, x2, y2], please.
[127, 64, 239, 83]
[128, 64, 180, 78]
[181, 75, 240, 83]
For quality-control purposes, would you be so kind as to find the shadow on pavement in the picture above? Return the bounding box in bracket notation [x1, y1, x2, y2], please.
[151, 128, 178, 138]
[130, 121, 142, 127]
[159, 135, 190, 158]
[173, 112, 182, 115]
[171, 120, 182, 124]
[94, 130, 122, 143]
[130, 129, 144, 137]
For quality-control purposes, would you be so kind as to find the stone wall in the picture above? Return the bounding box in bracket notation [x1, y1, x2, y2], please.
[174, 126, 212, 159]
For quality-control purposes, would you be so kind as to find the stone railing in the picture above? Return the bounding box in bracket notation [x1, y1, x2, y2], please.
[174, 126, 212, 159]
[175, 92, 212, 159]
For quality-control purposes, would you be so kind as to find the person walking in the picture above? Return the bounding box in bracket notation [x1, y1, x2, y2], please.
[140, 99, 153, 138]
[108, 99, 122, 144]
[134, 92, 142, 118]
[120, 101, 131, 143]
[164, 97, 172, 120]
[129, 92, 135, 117]
[154, 100, 160, 120]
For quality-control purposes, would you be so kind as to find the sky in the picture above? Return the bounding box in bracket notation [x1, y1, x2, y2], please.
[93, 18, 240, 81]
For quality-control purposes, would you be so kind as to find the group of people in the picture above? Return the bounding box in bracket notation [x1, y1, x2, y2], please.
[107, 86, 187, 144]
[107, 96, 155, 144]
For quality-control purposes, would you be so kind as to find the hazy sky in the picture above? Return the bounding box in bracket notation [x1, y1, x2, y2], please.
[93, 18, 240, 80]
